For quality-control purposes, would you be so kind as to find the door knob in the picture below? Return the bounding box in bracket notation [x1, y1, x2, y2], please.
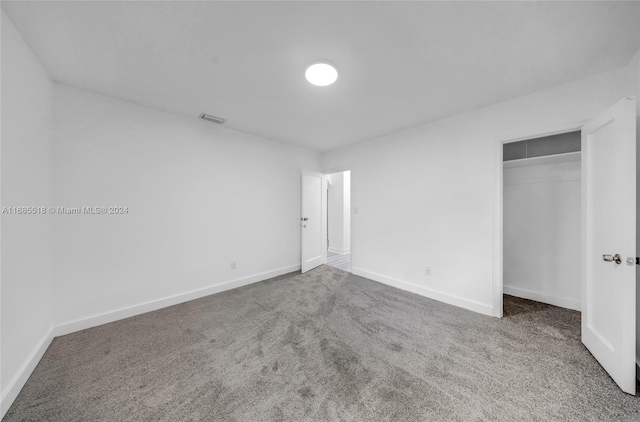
[300, 217, 308, 221]
[602, 254, 622, 264]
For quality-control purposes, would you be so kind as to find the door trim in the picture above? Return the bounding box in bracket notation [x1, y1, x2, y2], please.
[493, 122, 586, 318]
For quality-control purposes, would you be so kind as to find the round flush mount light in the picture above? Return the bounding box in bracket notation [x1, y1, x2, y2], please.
[305, 62, 338, 86]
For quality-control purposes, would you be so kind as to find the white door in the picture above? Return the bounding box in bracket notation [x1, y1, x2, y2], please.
[301, 170, 327, 273]
[581, 97, 636, 394]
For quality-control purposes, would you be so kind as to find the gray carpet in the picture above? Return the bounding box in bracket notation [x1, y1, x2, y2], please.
[4, 265, 640, 421]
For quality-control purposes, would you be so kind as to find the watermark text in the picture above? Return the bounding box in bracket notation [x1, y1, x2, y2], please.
[2, 206, 129, 215]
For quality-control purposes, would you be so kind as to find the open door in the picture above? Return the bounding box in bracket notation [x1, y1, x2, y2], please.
[582, 97, 636, 394]
[301, 170, 327, 273]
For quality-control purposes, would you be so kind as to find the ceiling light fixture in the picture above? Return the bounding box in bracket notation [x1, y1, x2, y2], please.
[305, 62, 338, 87]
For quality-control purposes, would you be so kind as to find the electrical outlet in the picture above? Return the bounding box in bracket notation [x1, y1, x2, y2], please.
[231, 261, 237, 270]
[425, 266, 431, 276]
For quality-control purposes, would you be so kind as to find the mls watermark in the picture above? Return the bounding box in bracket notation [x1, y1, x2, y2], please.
[2, 206, 129, 215]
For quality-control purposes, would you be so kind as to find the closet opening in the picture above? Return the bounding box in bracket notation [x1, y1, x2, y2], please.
[502, 131, 581, 316]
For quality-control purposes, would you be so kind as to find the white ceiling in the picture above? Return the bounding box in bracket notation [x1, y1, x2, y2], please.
[3, 1, 640, 152]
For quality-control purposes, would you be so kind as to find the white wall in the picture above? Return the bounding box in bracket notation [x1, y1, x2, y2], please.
[503, 155, 581, 311]
[1, 10, 54, 415]
[630, 49, 640, 112]
[52, 85, 320, 329]
[322, 62, 638, 316]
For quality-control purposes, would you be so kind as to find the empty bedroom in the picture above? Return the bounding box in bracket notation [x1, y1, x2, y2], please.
[2, 1, 640, 421]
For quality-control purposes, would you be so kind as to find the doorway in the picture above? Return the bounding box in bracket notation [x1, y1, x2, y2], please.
[326, 171, 351, 272]
[502, 131, 582, 312]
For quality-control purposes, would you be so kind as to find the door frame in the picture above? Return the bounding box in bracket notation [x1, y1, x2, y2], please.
[493, 122, 585, 318]
[324, 168, 353, 266]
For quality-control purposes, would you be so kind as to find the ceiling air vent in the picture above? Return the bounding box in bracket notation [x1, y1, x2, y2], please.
[199, 113, 226, 124]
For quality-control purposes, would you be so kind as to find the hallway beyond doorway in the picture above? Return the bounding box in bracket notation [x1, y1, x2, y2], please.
[327, 251, 351, 272]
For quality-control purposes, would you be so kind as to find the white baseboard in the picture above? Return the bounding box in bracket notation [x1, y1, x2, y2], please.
[54, 264, 300, 337]
[503, 285, 580, 311]
[1, 326, 54, 419]
[328, 247, 350, 255]
[352, 267, 493, 316]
